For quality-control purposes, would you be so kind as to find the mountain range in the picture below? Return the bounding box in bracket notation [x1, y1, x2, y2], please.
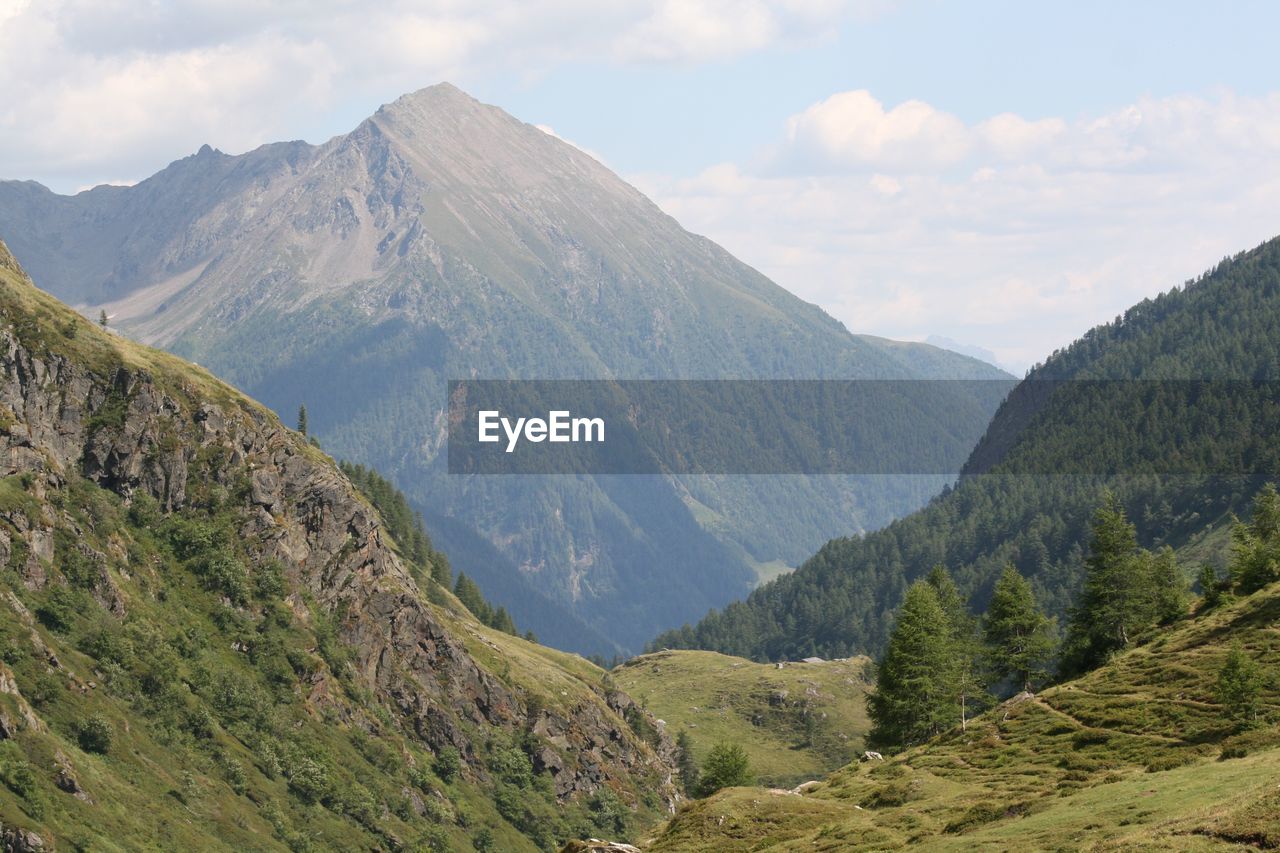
[0, 83, 1008, 656]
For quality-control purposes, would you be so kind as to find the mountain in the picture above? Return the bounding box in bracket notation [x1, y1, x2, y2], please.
[650, 575, 1280, 850]
[654, 236, 1280, 660]
[0, 83, 1010, 656]
[0, 240, 676, 850]
[925, 335, 1009, 374]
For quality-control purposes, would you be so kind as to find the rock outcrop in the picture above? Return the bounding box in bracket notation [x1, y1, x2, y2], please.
[0, 239, 678, 818]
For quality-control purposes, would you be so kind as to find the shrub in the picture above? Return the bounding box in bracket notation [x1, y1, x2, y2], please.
[434, 746, 461, 783]
[77, 714, 115, 754]
[488, 745, 533, 788]
[198, 552, 251, 604]
[1145, 753, 1193, 773]
[286, 757, 330, 804]
[36, 585, 79, 632]
[860, 782, 912, 809]
[588, 788, 629, 835]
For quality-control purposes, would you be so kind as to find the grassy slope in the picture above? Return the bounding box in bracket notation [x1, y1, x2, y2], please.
[614, 651, 872, 787]
[0, 243, 667, 850]
[649, 582, 1280, 850]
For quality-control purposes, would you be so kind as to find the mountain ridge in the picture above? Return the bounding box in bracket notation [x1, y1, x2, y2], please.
[0, 236, 677, 850]
[0, 82, 1009, 656]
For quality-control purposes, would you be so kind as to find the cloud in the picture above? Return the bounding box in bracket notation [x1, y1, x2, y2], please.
[779, 90, 971, 172]
[0, 0, 879, 190]
[638, 90, 1280, 369]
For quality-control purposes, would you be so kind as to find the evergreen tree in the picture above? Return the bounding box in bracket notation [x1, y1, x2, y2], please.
[296, 404, 309, 436]
[926, 566, 986, 730]
[983, 565, 1055, 693]
[1062, 494, 1179, 675]
[868, 580, 956, 748]
[97, 309, 109, 329]
[1215, 643, 1264, 724]
[1230, 484, 1280, 593]
[696, 742, 752, 797]
[675, 730, 699, 795]
[454, 573, 493, 624]
[1149, 546, 1187, 624]
[1198, 564, 1226, 609]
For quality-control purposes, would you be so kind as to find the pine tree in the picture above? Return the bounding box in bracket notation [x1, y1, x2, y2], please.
[1149, 546, 1187, 624]
[453, 573, 492, 624]
[983, 565, 1055, 693]
[1062, 493, 1170, 674]
[1215, 643, 1264, 724]
[696, 742, 752, 797]
[1230, 484, 1280, 593]
[296, 404, 308, 436]
[97, 309, 109, 329]
[926, 566, 986, 730]
[675, 730, 699, 795]
[868, 580, 956, 748]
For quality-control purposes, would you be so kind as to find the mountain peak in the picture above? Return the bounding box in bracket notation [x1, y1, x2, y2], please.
[375, 81, 482, 121]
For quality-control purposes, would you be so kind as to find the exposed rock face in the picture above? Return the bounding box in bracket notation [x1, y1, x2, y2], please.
[0, 242, 678, 810]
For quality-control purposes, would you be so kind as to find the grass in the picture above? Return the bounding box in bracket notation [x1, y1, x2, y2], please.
[615, 650, 873, 787]
[647, 580, 1280, 851]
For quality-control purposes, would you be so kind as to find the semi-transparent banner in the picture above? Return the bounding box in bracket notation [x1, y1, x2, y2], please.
[445, 379, 1280, 475]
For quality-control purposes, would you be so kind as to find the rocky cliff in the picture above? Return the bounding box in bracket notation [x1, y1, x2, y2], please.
[0, 238, 676, 850]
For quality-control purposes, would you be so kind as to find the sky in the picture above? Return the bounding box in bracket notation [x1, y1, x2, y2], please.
[3, 1, 1280, 370]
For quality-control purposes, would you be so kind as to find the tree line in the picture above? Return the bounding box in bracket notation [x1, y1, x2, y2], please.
[869, 486, 1279, 749]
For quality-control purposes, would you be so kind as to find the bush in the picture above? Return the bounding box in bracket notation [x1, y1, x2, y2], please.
[588, 788, 629, 835]
[860, 782, 912, 809]
[434, 747, 461, 783]
[77, 714, 115, 754]
[37, 585, 80, 632]
[1145, 753, 1193, 773]
[198, 552, 251, 604]
[488, 745, 533, 788]
[286, 757, 330, 804]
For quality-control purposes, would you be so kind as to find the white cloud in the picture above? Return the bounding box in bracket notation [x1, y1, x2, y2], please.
[779, 89, 971, 172]
[639, 90, 1280, 369]
[0, 0, 878, 189]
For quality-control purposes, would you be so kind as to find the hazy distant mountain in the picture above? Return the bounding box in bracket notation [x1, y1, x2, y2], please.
[0, 83, 1009, 654]
[925, 334, 1011, 373]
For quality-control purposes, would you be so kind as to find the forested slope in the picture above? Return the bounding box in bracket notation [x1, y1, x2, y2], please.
[653, 236, 1280, 660]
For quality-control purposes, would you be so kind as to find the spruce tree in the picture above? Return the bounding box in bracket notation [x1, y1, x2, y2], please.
[675, 730, 700, 795]
[983, 565, 1055, 693]
[296, 404, 308, 436]
[1230, 483, 1280, 593]
[1215, 643, 1264, 724]
[453, 573, 492, 624]
[1149, 546, 1187, 624]
[868, 580, 956, 748]
[1062, 493, 1167, 674]
[696, 742, 752, 797]
[926, 566, 986, 730]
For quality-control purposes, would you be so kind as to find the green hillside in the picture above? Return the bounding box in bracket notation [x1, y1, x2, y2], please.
[649, 577, 1280, 850]
[654, 236, 1280, 661]
[613, 651, 872, 788]
[0, 241, 675, 851]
